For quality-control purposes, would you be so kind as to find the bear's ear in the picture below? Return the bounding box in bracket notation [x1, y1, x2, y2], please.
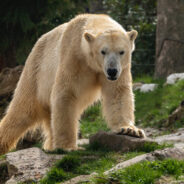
[127, 30, 138, 42]
[84, 32, 95, 43]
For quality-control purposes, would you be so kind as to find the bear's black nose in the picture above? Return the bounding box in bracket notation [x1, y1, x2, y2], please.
[107, 68, 118, 78]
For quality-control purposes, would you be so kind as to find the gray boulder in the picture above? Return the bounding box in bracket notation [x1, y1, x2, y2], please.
[5, 147, 64, 184]
[89, 131, 156, 152]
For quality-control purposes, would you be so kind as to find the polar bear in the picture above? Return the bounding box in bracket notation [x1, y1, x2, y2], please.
[0, 14, 145, 154]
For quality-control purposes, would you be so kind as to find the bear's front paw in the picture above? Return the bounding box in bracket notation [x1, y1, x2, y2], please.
[117, 126, 146, 138]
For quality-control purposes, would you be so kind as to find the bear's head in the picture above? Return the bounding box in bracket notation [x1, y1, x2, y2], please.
[84, 29, 137, 81]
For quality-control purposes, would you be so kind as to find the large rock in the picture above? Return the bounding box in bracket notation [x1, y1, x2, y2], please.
[133, 83, 158, 92]
[5, 147, 63, 184]
[4, 139, 89, 183]
[139, 84, 158, 93]
[166, 73, 184, 85]
[152, 147, 184, 160]
[89, 131, 156, 152]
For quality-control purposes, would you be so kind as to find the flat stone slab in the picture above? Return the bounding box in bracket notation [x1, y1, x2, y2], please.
[155, 129, 184, 144]
[104, 154, 154, 175]
[89, 131, 156, 152]
[152, 147, 184, 160]
[104, 147, 184, 175]
[5, 147, 64, 184]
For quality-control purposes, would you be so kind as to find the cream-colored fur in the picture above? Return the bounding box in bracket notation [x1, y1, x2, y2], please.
[0, 14, 145, 154]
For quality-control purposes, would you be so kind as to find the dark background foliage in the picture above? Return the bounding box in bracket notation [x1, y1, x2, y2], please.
[0, 0, 156, 76]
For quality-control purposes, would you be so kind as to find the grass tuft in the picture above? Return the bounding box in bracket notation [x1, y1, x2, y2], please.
[56, 155, 81, 172]
[150, 159, 184, 178]
[136, 142, 173, 153]
[40, 167, 73, 184]
[0, 154, 5, 161]
[135, 79, 184, 129]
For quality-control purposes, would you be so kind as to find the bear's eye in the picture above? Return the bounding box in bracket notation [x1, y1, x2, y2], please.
[119, 51, 124, 55]
[101, 50, 106, 55]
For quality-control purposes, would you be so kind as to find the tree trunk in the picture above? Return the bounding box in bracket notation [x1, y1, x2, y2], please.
[155, 0, 184, 78]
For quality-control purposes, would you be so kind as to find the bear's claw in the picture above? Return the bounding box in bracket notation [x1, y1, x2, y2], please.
[118, 126, 145, 138]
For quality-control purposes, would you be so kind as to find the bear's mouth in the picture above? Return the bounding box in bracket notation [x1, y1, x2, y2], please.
[107, 76, 117, 81]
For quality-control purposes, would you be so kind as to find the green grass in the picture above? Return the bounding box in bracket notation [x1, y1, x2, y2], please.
[40, 167, 73, 184]
[135, 79, 184, 128]
[39, 141, 172, 184]
[80, 103, 109, 138]
[56, 155, 81, 172]
[40, 148, 122, 183]
[40, 145, 148, 184]
[87, 159, 184, 184]
[133, 74, 164, 84]
[135, 142, 173, 153]
[0, 154, 5, 161]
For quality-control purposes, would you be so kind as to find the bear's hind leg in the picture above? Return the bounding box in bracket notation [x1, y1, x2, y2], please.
[42, 118, 53, 151]
[0, 111, 37, 155]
